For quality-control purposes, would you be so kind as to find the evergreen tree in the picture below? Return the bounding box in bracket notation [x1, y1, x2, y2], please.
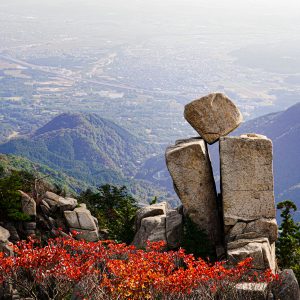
[276, 200, 300, 280]
[0, 170, 34, 221]
[79, 184, 138, 243]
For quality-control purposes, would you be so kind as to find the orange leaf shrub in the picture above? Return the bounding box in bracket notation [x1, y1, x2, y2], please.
[0, 236, 278, 300]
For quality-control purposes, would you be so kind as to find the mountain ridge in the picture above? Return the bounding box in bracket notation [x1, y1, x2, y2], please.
[0, 113, 173, 205]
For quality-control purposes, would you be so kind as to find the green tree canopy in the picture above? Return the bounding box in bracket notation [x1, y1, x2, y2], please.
[79, 184, 138, 243]
[0, 170, 34, 221]
[276, 200, 300, 280]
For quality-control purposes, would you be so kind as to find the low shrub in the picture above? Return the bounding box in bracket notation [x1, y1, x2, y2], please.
[0, 236, 278, 300]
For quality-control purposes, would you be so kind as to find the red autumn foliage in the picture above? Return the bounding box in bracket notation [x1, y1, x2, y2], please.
[0, 236, 279, 300]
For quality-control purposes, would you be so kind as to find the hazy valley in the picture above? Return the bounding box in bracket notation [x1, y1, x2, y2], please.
[0, 0, 300, 217]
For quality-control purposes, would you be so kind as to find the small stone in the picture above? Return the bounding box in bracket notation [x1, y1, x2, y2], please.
[184, 93, 243, 144]
[227, 237, 269, 250]
[41, 200, 50, 209]
[228, 222, 247, 240]
[48, 217, 56, 228]
[235, 232, 261, 240]
[4, 223, 19, 242]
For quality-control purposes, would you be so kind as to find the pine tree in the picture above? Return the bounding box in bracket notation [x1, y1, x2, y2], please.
[276, 200, 300, 280]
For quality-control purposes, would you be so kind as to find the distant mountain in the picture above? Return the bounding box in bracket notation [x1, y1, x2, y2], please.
[138, 102, 300, 220]
[0, 113, 156, 180]
[0, 113, 172, 204]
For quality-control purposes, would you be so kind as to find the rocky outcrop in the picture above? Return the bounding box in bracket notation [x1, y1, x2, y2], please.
[133, 202, 182, 249]
[164, 93, 281, 274]
[165, 138, 221, 246]
[1, 191, 99, 244]
[184, 93, 243, 144]
[64, 204, 99, 241]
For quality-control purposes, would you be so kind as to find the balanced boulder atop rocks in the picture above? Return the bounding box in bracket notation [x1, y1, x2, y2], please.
[165, 137, 221, 246]
[184, 93, 243, 144]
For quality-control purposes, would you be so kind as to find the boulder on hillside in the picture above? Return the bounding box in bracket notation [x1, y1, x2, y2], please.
[64, 211, 80, 228]
[184, 93, 243, 144]
[19, 190, 36, 217]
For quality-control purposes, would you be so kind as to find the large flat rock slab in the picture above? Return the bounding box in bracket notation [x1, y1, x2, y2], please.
[220, 134, 275, 225]
[166, 137, 221, 245]
[184, 93, 243, 144]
